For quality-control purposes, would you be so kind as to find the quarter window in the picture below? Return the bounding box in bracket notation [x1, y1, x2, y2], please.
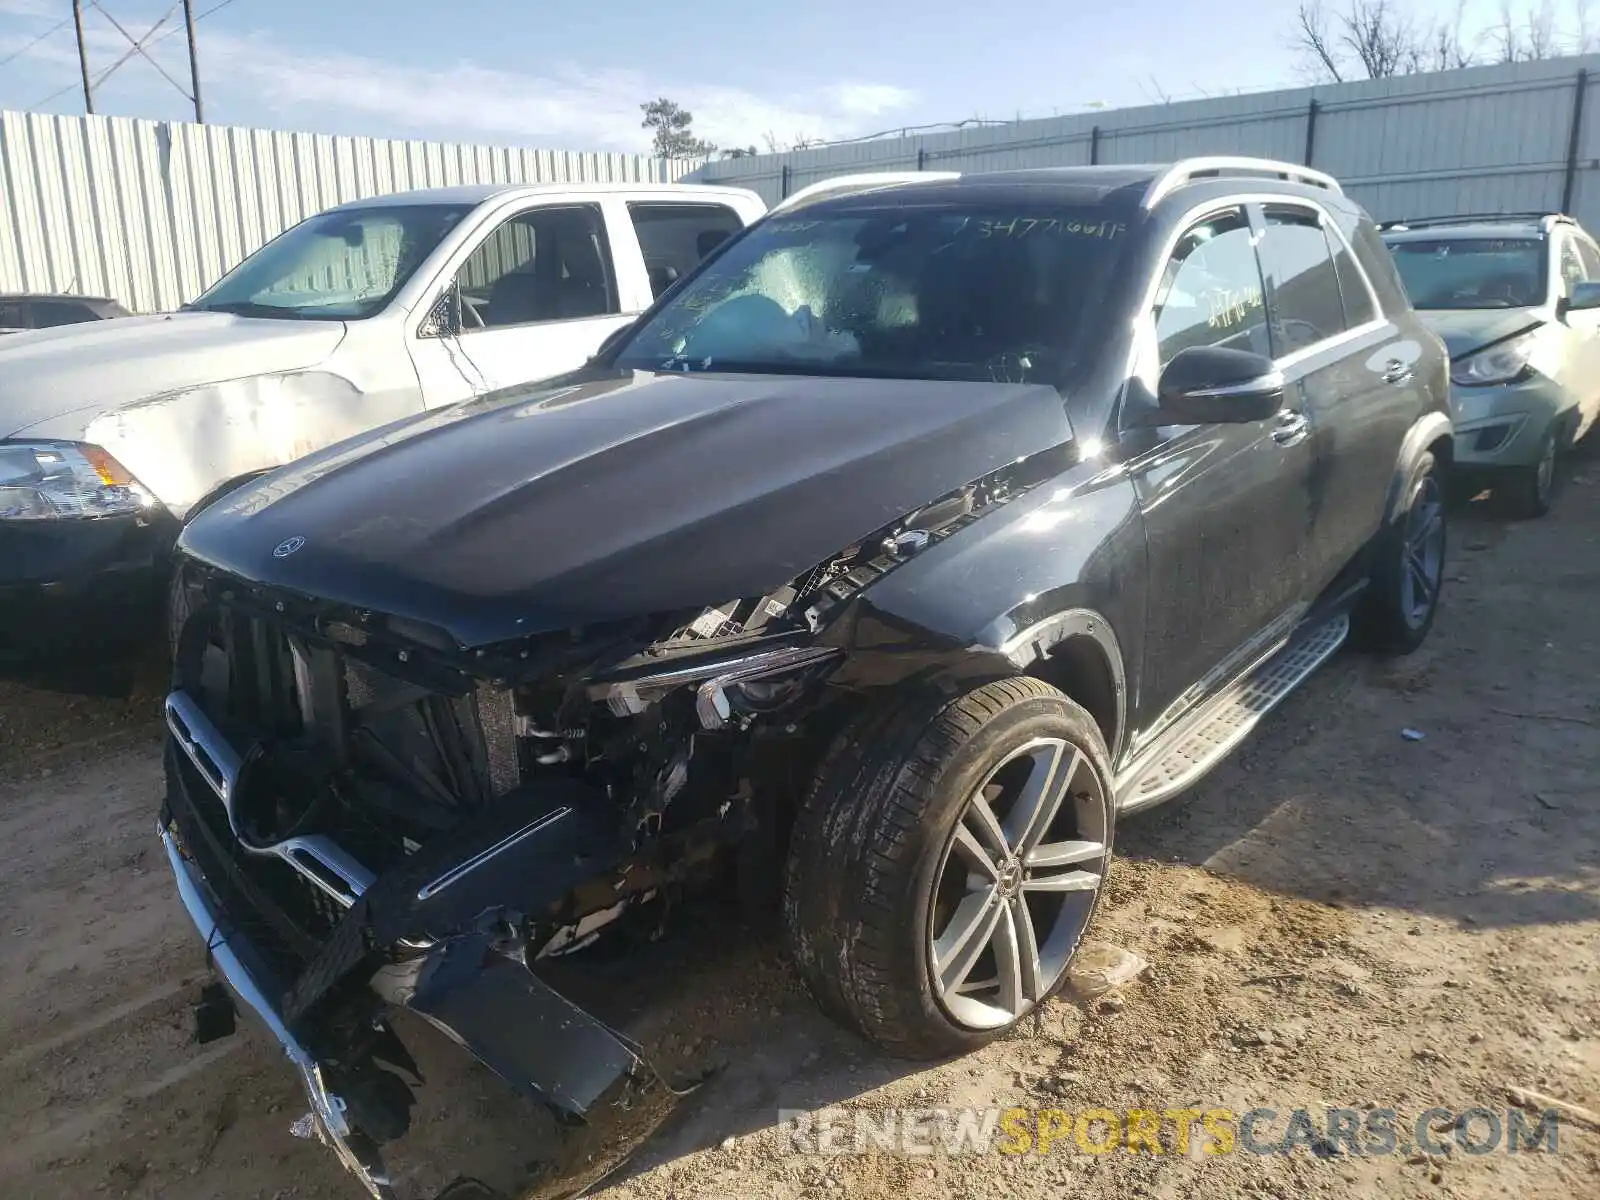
[454, 204, 619, 330]
[1327, 227, 1377, 326]
[1576, 236, 1600, 279]
[1558, 237, 1585, 296]
[1259, 209, 1348, 355]
[1153, 208, 1269, 368]
[628, 202, 745, 299]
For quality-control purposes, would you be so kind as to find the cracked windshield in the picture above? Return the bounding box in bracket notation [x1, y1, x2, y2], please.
[616, 207, 1128, 384]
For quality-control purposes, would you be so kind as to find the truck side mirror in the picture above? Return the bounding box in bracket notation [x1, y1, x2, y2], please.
[419, 285, 462, 339]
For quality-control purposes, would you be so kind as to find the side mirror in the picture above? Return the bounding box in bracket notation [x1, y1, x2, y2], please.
[1564, 280, 1600, 314]
[1148, 345, 1285, 425]
[419, 284, 461, 338]
[589, 319, 637, 364]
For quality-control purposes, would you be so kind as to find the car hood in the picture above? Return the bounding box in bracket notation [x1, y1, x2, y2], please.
[1414, 308, 1544, 359]
[179, 369, 1077, 647]
[0, 312, 347, 438]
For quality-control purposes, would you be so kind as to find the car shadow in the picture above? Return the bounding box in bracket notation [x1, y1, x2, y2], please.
[1112, 492, 1599, 933]
[571, 469, 1600, 1191]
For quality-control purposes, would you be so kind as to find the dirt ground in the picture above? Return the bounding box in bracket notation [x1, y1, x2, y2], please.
[1, 452, 1596, 1200]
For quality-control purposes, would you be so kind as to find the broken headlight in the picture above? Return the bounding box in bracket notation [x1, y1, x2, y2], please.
[1450, 329, 1539, 386]
[593, 644, 843, 729]
[0, 440, 156, 520]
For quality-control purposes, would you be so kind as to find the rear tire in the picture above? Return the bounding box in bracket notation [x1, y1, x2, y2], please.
[783, 677, 1114, 1060]
[1353, 450, 1446, 656]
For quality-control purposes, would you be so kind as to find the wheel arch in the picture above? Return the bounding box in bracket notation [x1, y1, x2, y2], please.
[1383, 411, 1453, 527]
[986, 607, 1128, 764]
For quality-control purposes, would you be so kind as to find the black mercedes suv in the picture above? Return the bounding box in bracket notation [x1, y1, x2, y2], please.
[158, 158, 1453, 1197]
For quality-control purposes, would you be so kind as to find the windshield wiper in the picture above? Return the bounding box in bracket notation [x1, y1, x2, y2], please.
[182, 300, 320, 320]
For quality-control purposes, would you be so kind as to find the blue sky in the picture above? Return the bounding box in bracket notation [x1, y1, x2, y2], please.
[0, 0, 1562, 154]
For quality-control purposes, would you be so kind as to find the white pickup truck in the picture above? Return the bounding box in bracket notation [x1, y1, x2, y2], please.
[0, 180, 765, 641]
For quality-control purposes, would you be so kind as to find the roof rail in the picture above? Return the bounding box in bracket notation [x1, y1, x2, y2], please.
[1378, 212, 1572, 232]
[1141, 157, 1343, 210]
[768, 171, 961, 215]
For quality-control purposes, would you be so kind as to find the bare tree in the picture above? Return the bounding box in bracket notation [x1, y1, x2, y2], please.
[1293, 0, 1582, 79]
[1347, 0, 1416, 77]
[1294, 1, 1348, 80]
[1576, 0, 1595, 50]
[1494, 0, 1561, 59]
[1427, 2, 1479, 69]
[1292, 0, 1420, 80]
[760, 129, 820, 153]
[1138, 74, 1174, 104]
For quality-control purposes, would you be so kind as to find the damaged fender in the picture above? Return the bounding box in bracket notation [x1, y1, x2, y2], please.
[85, 370, 422, 519]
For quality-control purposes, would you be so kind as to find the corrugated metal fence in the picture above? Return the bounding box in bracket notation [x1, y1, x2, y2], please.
[696, 55, 1600, 231]
[0, 111, 693, 313]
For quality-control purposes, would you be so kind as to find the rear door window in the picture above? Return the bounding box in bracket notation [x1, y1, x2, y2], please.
[1153, 208, 1269, 367]
[1258, 208, 1349, 355]
[0, 300, 29, 328]
[628, 202, 746, 299]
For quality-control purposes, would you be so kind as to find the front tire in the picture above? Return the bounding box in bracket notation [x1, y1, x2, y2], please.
[783, 677, 1115, 1060]
[1353, 450, 1446, 655]
[1495, 423, 1560, 518]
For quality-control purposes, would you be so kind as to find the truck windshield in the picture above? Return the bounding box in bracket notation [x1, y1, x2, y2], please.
[612, 202, 1130, 385]
[186, 204, 471, 320]
[1385, 237, 1547, 309]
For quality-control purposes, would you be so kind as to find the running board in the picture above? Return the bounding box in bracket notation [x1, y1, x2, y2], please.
[1114, 614, 1350, 814]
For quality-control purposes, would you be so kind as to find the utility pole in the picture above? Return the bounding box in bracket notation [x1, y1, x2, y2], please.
[72, 0, 95, 114]
[182, 0, 204, 123]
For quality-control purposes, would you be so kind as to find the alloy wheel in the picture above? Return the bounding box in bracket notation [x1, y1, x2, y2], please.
[928, 736, 1111, 1030]
[1400, 474, 1445, 629]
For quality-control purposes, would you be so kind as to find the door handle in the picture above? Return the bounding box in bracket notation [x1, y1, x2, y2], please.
[1272, 409, 1310, 445]
[1382, 358, 1414, 385]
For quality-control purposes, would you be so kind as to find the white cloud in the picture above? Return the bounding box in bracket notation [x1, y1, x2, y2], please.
[0, 0, 57, 18]
[191, 31, 915, 155]
[0, 15, 915, 154]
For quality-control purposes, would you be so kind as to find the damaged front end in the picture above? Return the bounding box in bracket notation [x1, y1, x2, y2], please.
[157, 451, 1048, 1196]
[159, 611, 817, 1195]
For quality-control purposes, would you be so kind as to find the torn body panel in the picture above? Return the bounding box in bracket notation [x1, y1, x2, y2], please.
[161, 674, 690, 1200]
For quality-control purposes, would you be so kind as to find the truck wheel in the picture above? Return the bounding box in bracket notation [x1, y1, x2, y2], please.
[1354, 450, 1445, 655]
[1495, 424, 1560, 518]
[783, 677, 1114, 1060]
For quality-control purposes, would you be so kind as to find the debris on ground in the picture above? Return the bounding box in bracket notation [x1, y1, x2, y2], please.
[1506, 1086, 1600, 1131]
[1066, 942, 1151, 1001]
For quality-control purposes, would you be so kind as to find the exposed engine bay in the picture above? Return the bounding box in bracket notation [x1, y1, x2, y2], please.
[158, 451, 1051, 1198]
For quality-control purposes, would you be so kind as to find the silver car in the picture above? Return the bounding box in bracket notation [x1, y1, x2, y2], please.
[1382, 213, 1600, 516]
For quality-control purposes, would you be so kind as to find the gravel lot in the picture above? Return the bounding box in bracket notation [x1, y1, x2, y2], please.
[1, 450, 1596, 1200]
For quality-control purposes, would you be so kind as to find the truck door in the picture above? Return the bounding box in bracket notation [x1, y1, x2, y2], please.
[408, 202, 634, 406]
